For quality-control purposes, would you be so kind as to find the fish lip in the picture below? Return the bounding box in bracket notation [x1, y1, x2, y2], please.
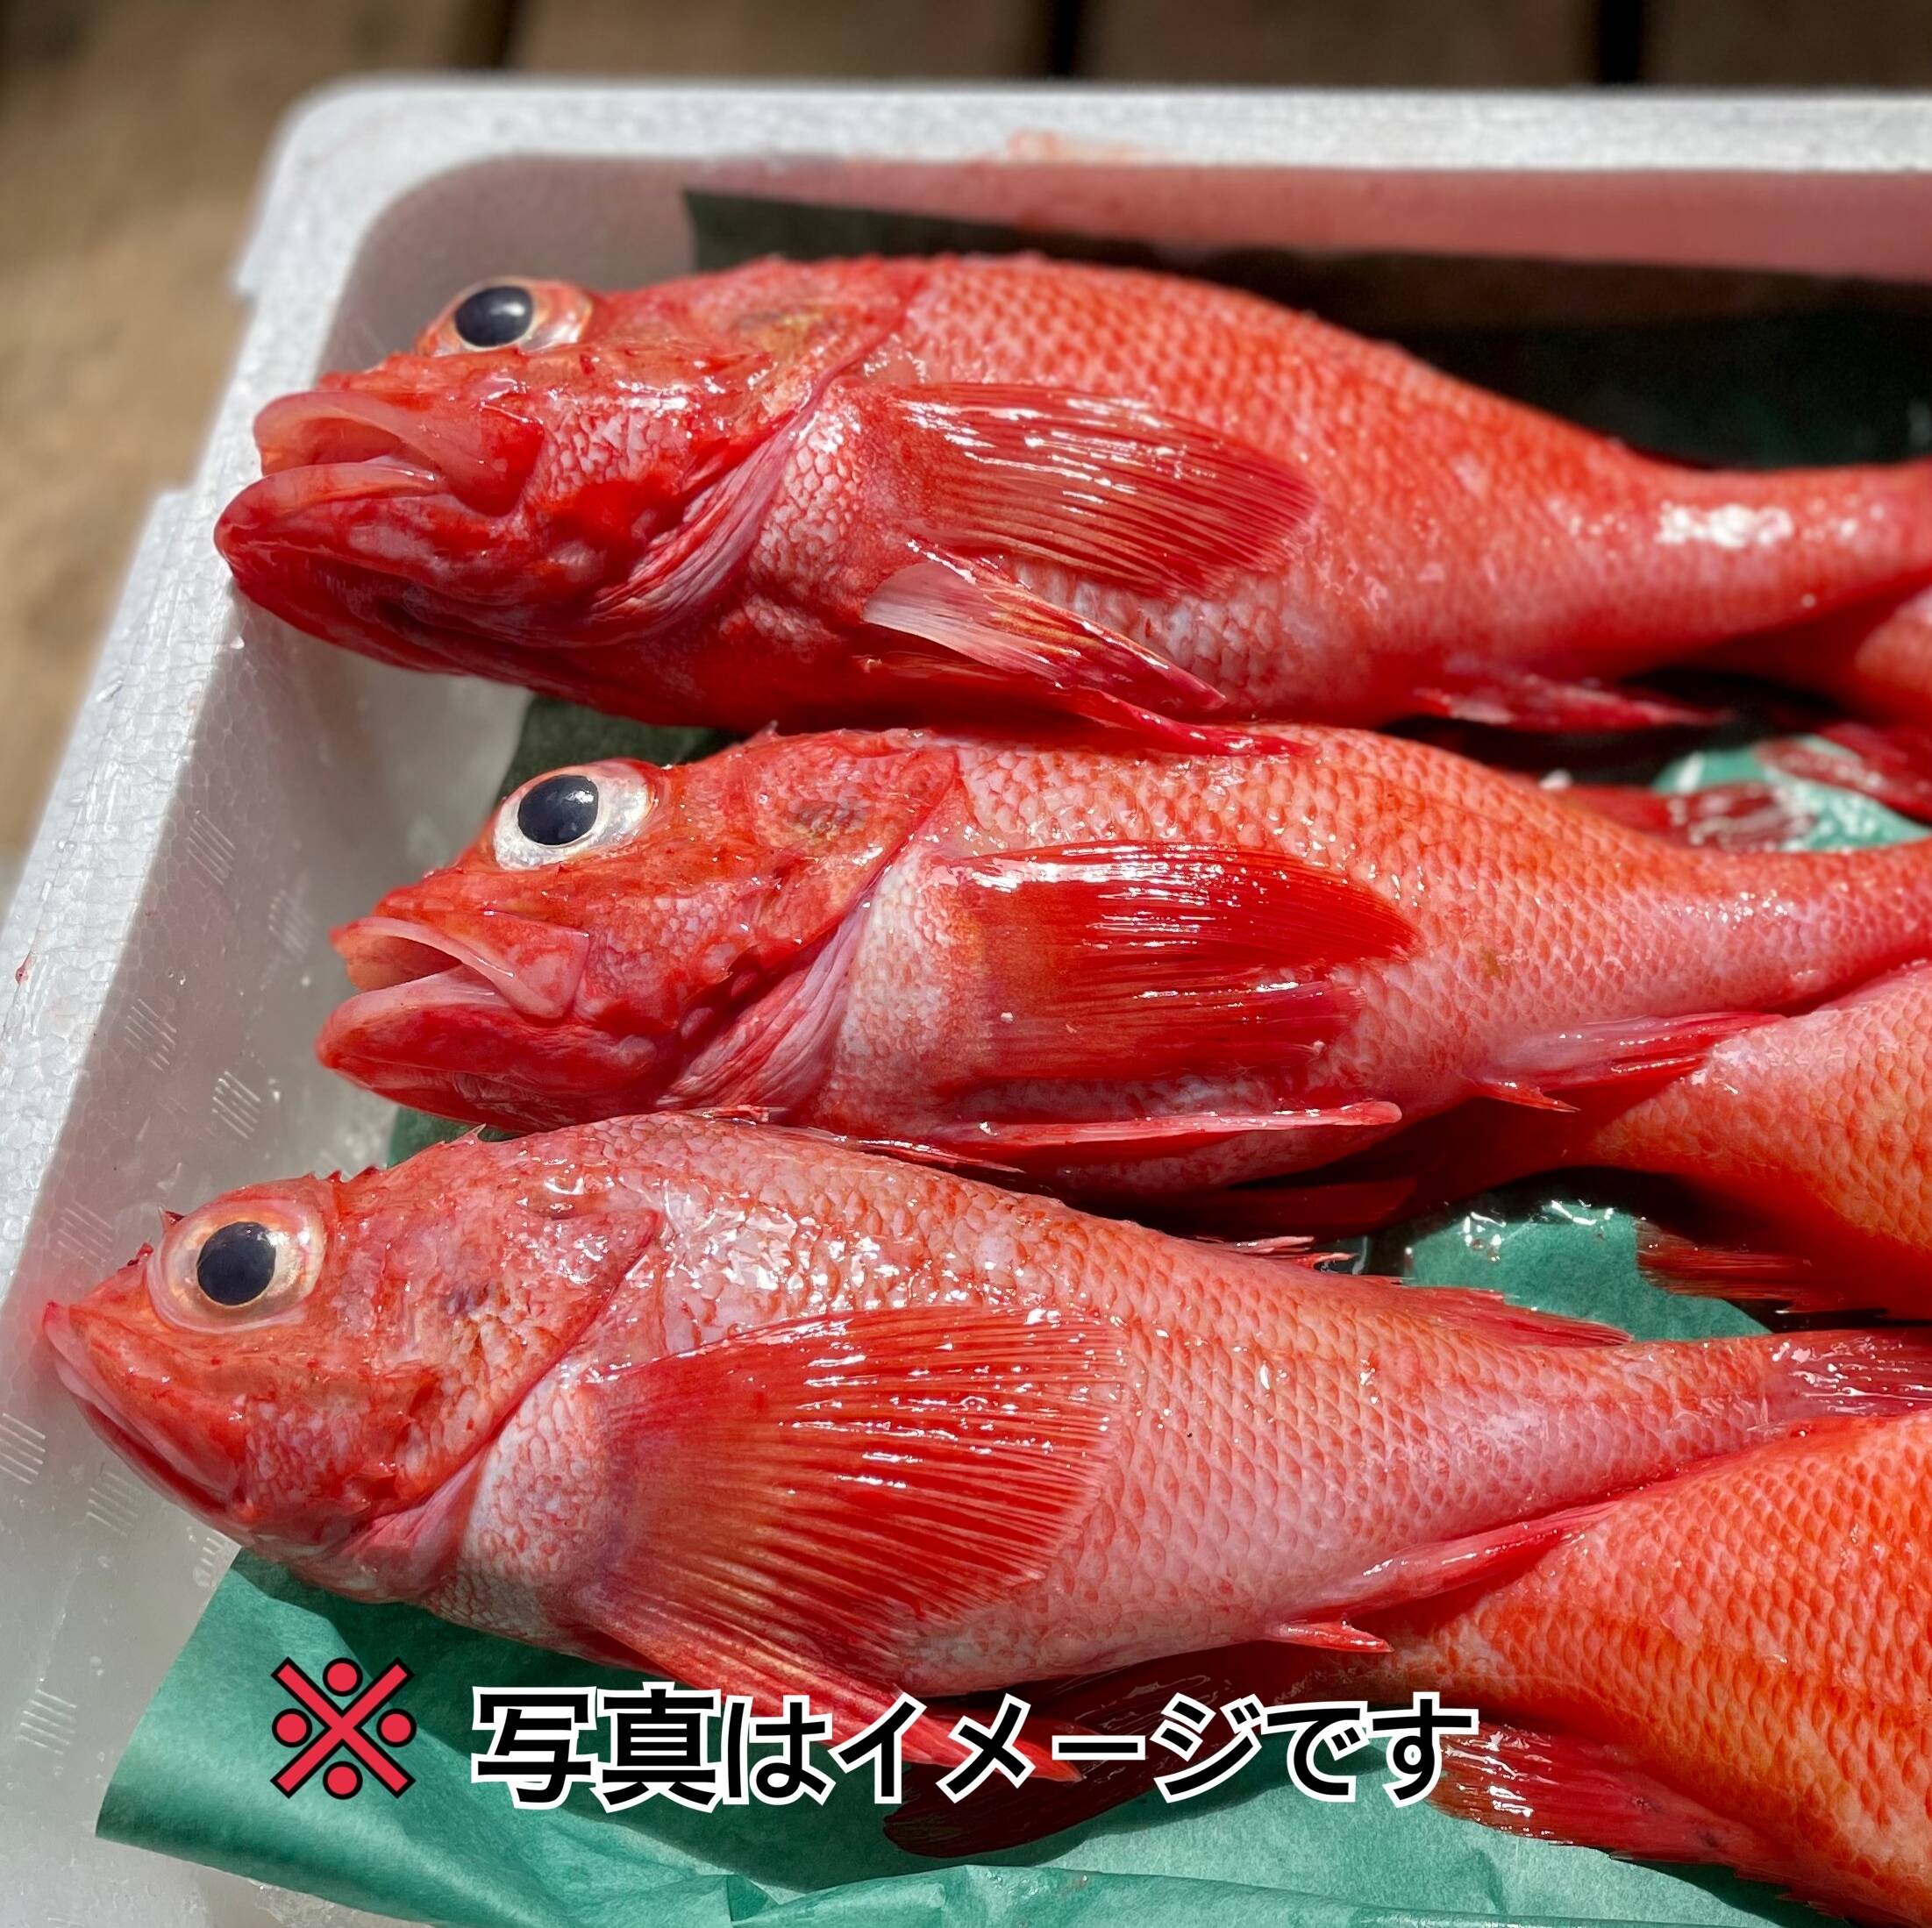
[42, 1301, 232, 1515]
[217, 459, 446, 544]
[332, 914, 588, 1022]
[247, 388, 539, 516]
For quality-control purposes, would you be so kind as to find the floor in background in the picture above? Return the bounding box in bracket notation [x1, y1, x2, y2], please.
[2, 0, 1928, 919]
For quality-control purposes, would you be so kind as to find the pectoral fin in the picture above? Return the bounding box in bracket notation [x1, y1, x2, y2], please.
[937, 840, 1415, 1086]
[880, 381, 1317, 597]
[575, 1303, 1125, 1764]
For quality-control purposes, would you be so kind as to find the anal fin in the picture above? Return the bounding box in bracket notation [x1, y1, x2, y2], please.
[915, 1104, 1402, 1170]
[1289, 1501, 1616, 1628]
[1332, 1276, 1628, 1349]
[1636, 1224, 1842, 1313]
[1551, 779, 1813, 852]
[1265, 1618, 1391, 1654]
[1434, 1724, 1798, 1893]
[1414, 669, 1722, 734]
[1762, 722, 1932, 825]
[1483, 1010, 1777, 1098]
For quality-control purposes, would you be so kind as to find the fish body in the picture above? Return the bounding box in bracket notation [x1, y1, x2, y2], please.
[42, 1116, 1932, 1758]
[1252, 960, 1932, 1315]
[902, 1414, 1932, 1928]
[323, 727, 1932, 1198]
[1370, 1412, 1932, 1927]
[216, 256, 1932, 742]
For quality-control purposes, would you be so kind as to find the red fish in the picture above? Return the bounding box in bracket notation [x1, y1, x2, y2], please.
[895, 1415, 1932, 1927]
[1690, 585, 1932, 822]
[321, 727, 1932, 1198]
[1229, 959, 1932, 1317]
[215, 257, 1932, 743]
[40, 1115, 1932, 1769]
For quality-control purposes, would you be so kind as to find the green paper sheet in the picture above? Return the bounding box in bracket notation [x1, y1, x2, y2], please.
[96, 201, 1930, 1926]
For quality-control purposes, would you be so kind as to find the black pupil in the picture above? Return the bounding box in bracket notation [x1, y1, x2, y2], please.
[451, 283, 534, 349]
[517, 773, 600, 847]
[196, 1221, 278, 1307]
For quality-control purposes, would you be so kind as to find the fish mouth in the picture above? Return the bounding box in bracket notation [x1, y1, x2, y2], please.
[332, 915, 589, 1022]
[42, 1299, 233, 1517]
[320, 916, 671, 1131]
[226, 386, 543, 529]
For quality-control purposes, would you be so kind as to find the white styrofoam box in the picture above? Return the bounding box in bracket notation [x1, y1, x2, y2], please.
[7, 82, 1932, 1924]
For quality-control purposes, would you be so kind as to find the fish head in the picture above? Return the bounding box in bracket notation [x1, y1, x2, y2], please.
[213, 260, 917, 680]
[318, 731, 960, 1128]
[39, 1140, 655, 1565]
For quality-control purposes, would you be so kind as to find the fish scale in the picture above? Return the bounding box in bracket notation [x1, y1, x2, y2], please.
[821, 729, 1932, 1185]
[45, 1114, 1932, 1759]
[1297, 957, 1932, 1315]
[323, 727, 1932, 1199]
[1358, 1414, 1932, 1926]
[219, 255, 1932, 742]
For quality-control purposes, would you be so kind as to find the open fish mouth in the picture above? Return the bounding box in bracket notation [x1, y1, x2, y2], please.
[332, 915, 589, 1023]
[217, 387, 545, 540]
[319, 917, 666, 1133]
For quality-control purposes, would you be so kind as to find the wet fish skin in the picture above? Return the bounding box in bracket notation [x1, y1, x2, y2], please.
[41, 1115, 1932, 1765]
[1238, 959, 1932, 1317]
[895, 1412, 1932, 1928]
[216, 255, 1932, 743]
[323, 725, 1932, 1199]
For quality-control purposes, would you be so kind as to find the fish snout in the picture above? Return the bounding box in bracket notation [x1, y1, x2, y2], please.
[332, 912, 590, 1021]
[43, 1296, 240, 1515]
[251, 387, 543, 516]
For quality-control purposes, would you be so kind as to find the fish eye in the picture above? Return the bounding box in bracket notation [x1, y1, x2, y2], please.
[453, 284, 533, 349]
[493, 761, 655, 870]
[518, 772, 600, 846]
[423, 278, 594, 357]
[196, 1221, 278, 1306]
[152, 1195, 325, 1333]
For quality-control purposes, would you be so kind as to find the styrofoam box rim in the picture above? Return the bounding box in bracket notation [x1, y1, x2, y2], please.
[9, 82, 1932, 1925]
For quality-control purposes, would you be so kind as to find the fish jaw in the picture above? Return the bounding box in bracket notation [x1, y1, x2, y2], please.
[317, 968, 670, 1132]
[42, 1287, 244, 1524]
[321, 916, 668, 1132]
[214, 373, 560, 669]
[335, 913, 589, 1021]
[252, 386, 545, 516]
